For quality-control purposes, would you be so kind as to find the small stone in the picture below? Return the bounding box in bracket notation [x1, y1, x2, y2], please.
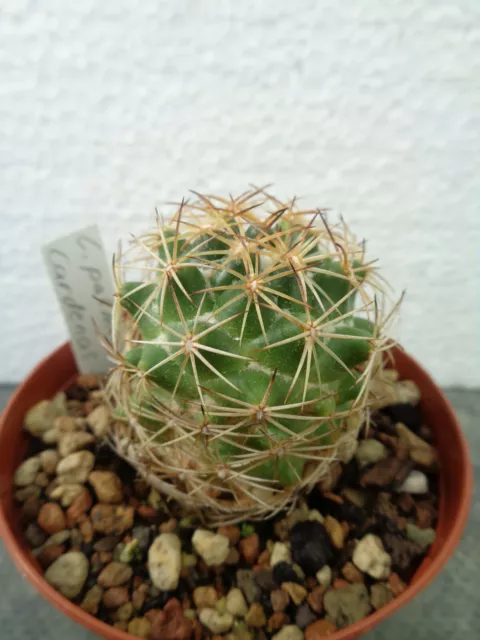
[272, 626, 304, 640]
[132, 584, 149, 611]
[132, 525, 151, 550]
[37, 503, 66, 534]
[315, 565, 332, 587]
[50, 483, 84, 507]
[258, 548, 271, 565]
[254, 567, 277, 591]
[148, 533, 182, 590]
[35, 471, 49, 488]
[25, 522, 46, 547]
[200, 607, 234, 633]
[182, 552, 197, 570]
[217, 525, 241, 545]
[307, 586, 325, 614]
[42, 427, 59, 444]
[405, 524, 436, 549]
[116, 601, 135, 622]
[44, 551, 89, 599]
[86, 404, 110, 437]
[397, 470, 429, 494]
[226, 588, 248, 617]
[245, 603, 266, 627]
[388, 572, 407, 596]
[58, 431, 95, 458]
[94, 535, 121, 552]
[353, 534, 392, 580]
[25, 400, 57, 435]
[273, 562, 302, 585]
[194, 586, 218, 610]
[360, 457, 410, 488]
[114, 622, 128, 631]
[98, 561, 133, 587]
[270, 542, 292, 567]
[291, 521, 333, 576]
[281, 582, 307, 605]
[15, 485, 41, 502]
[236, 569, 261, 604]
[355, 439, 388, 468]
[268, 612, 290, 631]
[370, 583, 394, 610]
[39, 450, 59, 474]
[317, 461, 343, 493]
[57, 451, 95, 484]
[38, 544, 65, 569]
[308, 510, 324, 524]
[239, 533, 260, 564]
[192, 529, 230, 566]
[76, 374, 100, 388]
[91, 504, 135, 535]
[128, 617, 152, 639]
[66, 488, 93, 527]
[304, 619, 337, 639]
[88, 470, 123, 504]
[14, 457, 41, 486]
[55, 415, 79, 433]
[295, 603, 316, 630]
[43, 529, 71, 547]
[225, 547, 240, 566]
[152, 599, 193, 640]
[120, 539, 140, 564]
[341, 562, 364, 583]
[324, 583, 371, 629]
[160, 518, 178, 534]
[21, 496, 41, 521]
[383, 533, 423, 571]
[323, 516, 345, 549]
[81, 584, 104, 615]
[263, 585, 286, 613]
[415, 501, 436, 528]
[103, 586, 129, 608]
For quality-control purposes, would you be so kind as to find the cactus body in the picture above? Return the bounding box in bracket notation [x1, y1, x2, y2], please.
[107, 189, 395, 522]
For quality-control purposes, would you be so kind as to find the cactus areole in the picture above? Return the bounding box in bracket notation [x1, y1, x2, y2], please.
[107, 188, 397, 523]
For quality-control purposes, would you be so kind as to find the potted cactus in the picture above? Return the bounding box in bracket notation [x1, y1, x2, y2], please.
[0, 189, 473, 640]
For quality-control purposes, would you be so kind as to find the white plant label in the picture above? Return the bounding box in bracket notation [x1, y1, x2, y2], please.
[42, 225, 114, 374]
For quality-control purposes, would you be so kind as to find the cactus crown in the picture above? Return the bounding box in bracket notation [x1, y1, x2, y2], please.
[107, 188, 396, 522]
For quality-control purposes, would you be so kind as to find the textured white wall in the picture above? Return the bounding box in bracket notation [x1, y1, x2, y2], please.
[1, 1, 479, 386]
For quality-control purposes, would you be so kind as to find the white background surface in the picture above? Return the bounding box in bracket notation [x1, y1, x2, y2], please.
[0, 1, 479, 386]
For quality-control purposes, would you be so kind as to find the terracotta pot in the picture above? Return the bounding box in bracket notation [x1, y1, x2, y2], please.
[0, 342, 473, 639]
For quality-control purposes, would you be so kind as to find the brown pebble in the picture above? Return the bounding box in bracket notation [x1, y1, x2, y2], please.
[317, 461, 343, 493]
[103, 586, 129, 609]
[77, 374, 100, 389]
[239, 533, 260, 564]
[307, 586, 326, 614]
[281, 582, 307, 605]
[193, 586, 217, 609]
[333, 578, 350, 589]
[99, 551, 113, 564]
[136, 505, 158, 521]
[388, 573, 407, 596]
[66, 489, 93, 527]
[115, 601, 134, 622]
[271, 589, 290, 612]
[145, 609, 163, 624]
[113, 621, 128, 631]
[149, 598, 192, 640]
[93, 535, 121, 552]
[257, 548, 270, 566]
[245, 603, 267, 627]
[217, 525, 240, 545]
[360, 457, 411, 488]
[21, 496, 41, 522]
[132, 584, 149, 611]
[81, 585, 104, 615]
[160, 518, 178, 533]
[305, 619, 337, 639]
[98, 561, 134, 587]
[267, 612, 290, 630]
[341, 562, 365, 584]
[91, 504, 134, 535]
[38, 544, 65, 569]
[37, 503, 66, 534]
[225, 547, 240, 566]
[323, 492, 343, 504]
[127, 617, 151, 639]
[89, 471, 123, 504]
[324, 516, 345, 549]
[415, 500, 436, 529]
[397, 492, 415, 514]
[370, 583, 394, 610]
[78, 515, 94, 542]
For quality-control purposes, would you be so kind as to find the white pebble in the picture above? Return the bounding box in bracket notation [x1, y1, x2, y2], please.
[270, 542, 292, 567]
[397, 470, 429, 494]
[199, 608, 234, 634]
[24, 400, 56, 435]
[353, 534, 391, 580]
[56, 451, 95, 484]
[39, 449, 59, 474]
[272, 625, 305, 640]
[14, 457, 41, 486]
[50, 483, 85, 507]
[148, 533, 182, 590]
[315, 565, 332, 587]
[86, 404, 110, 437]
[192, 529, 230, 567]
[225, 588, 248, 617]
[355, 439, 388, 468]
[44, 551, 89, 599]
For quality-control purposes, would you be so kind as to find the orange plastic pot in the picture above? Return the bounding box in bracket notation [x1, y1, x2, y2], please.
[0, 342, 473, 639]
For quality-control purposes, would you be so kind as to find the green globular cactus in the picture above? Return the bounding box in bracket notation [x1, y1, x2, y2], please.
[107, 188, 394, 523]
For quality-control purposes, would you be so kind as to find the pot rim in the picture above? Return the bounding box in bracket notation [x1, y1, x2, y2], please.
[0, 342, 474, 640]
